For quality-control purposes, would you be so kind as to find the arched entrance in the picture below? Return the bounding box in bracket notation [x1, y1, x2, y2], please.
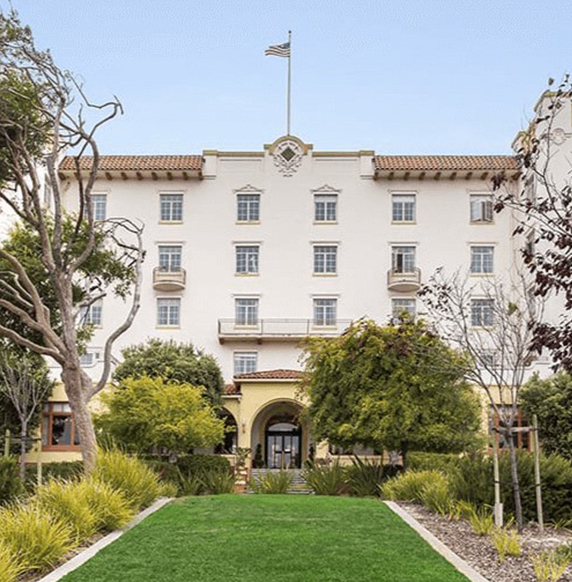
[265, 416, 302, 469]
[250, 400, 307, 469]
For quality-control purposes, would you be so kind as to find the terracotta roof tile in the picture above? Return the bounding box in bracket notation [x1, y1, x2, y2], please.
[224, 383, 240, 395]
[59, 155, 203, 173]
[234, 369, 303, 381]
[373, 155, 519, 173]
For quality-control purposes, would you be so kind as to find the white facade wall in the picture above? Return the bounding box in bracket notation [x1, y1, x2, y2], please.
[59, 136, 535, 383]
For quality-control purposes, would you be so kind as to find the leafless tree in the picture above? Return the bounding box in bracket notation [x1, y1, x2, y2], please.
[420, 268, 544, 530]
[0, 351, 53, 480]
[0, 12, 144, 471]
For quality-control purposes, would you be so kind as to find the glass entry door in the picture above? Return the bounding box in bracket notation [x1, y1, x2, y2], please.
[265, 420, 301, 468]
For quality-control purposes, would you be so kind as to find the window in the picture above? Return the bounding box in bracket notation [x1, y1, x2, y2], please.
[160, 193, 183, 222]
[158, 245, 182, 272]
[470, 194, 493, 223]
[391, 246, 416, 273]
[237, 194, 260, 222]
[234, 352, 258, 375]
[235, 298, 259, 326]
[313, 245, 337, 274]
[470, 246, 494, 274]
[392, 194, 416, 223]
[79, 352, 95, 367]
[471, 298, 494, 327]
[42, 402, 80, 451]
[313, 298, 337, 326]
[91, 194, 107, 221]
[314, 194, 337, 222]
[236, 245, 259, 274]
[80, 300, 102, 327]
[157, 298, 181, 327]
[392, 298, 416, 319]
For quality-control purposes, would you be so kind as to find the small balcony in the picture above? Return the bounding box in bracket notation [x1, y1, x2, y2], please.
[387, 268, 421, 292]
[218, 318, 353, 343]
[153, 267, 186, 291]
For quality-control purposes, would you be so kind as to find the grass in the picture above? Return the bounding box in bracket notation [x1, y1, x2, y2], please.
[60, 495, 469, 582]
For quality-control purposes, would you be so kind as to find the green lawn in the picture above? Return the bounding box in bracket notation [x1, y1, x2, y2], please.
[61, 495, 468, 582]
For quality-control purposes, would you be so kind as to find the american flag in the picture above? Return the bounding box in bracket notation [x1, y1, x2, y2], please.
[265, 42, 291, 58]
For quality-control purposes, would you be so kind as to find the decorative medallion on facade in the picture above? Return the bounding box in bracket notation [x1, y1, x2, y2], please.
[267, 135, 311, 177]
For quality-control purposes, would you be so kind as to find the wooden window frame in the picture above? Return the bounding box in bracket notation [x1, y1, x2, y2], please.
[42, 402, 81, 452]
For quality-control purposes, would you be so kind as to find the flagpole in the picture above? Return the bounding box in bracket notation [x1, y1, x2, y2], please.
[287, 30, 292, 136]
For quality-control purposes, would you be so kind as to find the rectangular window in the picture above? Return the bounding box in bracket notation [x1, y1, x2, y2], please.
[471, 298, 494, 327]
[392, 246, 416, 273]
[314, 194, 337, 222]
[313, 298, 337, 326]
[233, 352, 258, 375]
[235, 245, 259, 274]
[158, 245, 182, 272]
[42, 402, 80, 450]
[313, 245, 337, 274]
[237, 194, 260, 222]
[79, 352, 95, 367]
[81, 300, 103, 327]
[489, 405, 531, 451]
[392, 298, 416, 319]
[91, 194, 107, 221]
[157, 298, 181, 327]
[392, 194, 416, 223]
[160, 193, 183, 222]
[470, 194, 493, 223]
[235, 298, 259, 326]
[470, 246, 494, 274]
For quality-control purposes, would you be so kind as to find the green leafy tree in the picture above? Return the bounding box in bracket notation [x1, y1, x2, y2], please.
[113, 339, 224, 405]
[521, 372, 572, 461]
[300, 318, 482, 468]
[0, 11, 144, 472]
[96, 377, 225, 457]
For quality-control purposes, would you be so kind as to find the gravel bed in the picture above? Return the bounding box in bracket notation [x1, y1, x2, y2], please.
[398, 502, 572, 582]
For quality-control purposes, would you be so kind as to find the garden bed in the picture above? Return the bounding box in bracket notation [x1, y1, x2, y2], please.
[398, 502, 572, 582]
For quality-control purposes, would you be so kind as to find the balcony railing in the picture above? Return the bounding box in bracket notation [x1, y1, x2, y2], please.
[387, 268, 421, 292]
[218, 318, 353, 342]
[153, 267, 186, 291]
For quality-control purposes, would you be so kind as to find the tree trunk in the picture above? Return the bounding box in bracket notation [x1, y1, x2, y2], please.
[401, 442, 409, 471]
[61, 365, 98, 473]
[20, 421, 27, 482]
[507, 428, 524, 531]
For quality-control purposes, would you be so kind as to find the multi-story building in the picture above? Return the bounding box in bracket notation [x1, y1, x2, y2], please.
[30, 98, 569, 466]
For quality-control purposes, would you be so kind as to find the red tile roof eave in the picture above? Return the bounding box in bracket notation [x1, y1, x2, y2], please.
[233, 369, 303, 382]
[373, 155, 520, 174]
[58, 155, 204, 174]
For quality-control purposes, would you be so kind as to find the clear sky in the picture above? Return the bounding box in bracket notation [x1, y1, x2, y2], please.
[5, 0, 570, 155]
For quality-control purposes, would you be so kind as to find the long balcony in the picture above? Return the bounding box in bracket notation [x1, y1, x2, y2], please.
[218, 318, 353, 343]
[387, 268, 422, 292]
[153, 267, 186, 291]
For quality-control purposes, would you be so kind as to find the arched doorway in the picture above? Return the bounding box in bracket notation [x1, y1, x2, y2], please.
[265, 416, 301, 469]
[250, 400, 307, 469]
[214, 409, 238, 455]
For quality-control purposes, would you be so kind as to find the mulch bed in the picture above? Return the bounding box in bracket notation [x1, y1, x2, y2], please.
[398, 502, 572, 582]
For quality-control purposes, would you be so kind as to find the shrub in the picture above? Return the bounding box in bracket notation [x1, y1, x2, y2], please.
[0, 503, 75, 571]
[0, 541, 23, 582]
[449, 454, 493, 507]
[201, 470, 234, 495]
[380, 470, 445, 502]
[303, 463, 346, 496]
[491, 528, 521, 563]
[34, 480, 97, 541]
[251, 471, 293, 494]
[25, 461, 84, 492]
[346, 457, 385, 497]
[531, 549, 570, 582]
[93, 449, 163, 510]
[175, 454, 230, 477]
[174, 471, 204, 496]
[408, 452, 460, 473]
[0, 458, 22, 505]
[467, 506, 495, 536]
[73, 479, 135, 531]
[419, 475, 455, 516]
